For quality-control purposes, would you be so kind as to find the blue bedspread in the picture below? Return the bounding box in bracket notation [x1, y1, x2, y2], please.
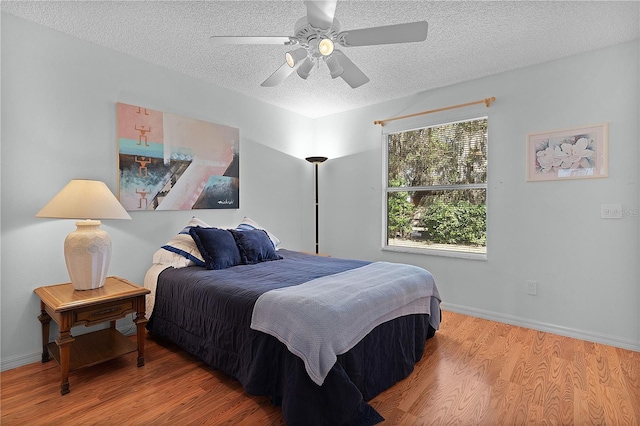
[147, 250, 437, 425]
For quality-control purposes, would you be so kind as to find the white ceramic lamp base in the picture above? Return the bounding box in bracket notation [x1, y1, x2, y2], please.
[64, 220, 112, 290]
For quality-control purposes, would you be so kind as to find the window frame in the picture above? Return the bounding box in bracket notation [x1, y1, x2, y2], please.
[381, 112, 489, 261]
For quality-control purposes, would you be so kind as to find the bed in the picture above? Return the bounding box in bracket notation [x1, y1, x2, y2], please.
[144, 218, 441, 425]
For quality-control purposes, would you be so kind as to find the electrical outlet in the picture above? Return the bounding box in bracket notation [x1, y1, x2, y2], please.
[526, 280, 537, 296]
[601, 204, 623, 219]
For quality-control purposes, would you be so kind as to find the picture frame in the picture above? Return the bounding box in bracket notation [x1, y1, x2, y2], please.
[116, 102, 239, 210]
[526, 123, 608, 182]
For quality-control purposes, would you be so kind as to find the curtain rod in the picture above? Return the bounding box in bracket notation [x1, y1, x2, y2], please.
[374, 96, 496, 127]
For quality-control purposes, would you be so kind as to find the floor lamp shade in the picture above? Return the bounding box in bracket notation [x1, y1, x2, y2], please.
[305, 157, 328, 254]
[36, 180, 131, 290]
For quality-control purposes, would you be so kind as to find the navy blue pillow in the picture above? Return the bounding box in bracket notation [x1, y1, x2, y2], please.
[189, 227, 241, 270]
[230, 229, 282, 265]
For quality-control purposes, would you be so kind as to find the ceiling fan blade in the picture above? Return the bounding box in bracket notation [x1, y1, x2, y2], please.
[210, 36, 293, 45]
[304, 1, 337, 29]
[261, 62, 296, 87]
[333, 51, 369, 88]
[338, 21, 428, 47]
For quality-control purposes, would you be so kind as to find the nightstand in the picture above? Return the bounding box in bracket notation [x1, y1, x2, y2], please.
[34, 276, 150, 395]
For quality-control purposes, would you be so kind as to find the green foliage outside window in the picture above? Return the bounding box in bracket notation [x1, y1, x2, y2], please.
[387, 184, 416, 239]
[386, 117, 488, 253]
[421, 200, 486, 246]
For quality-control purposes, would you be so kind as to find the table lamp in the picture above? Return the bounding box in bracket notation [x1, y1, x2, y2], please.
[36, 179, 132, 290]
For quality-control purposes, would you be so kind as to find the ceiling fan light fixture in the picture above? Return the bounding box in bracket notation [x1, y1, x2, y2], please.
[318, 38, 334, 56]
[285, 47, 307, 68]
[326, 55, 343, 78]
[211, 2, 428, 88]
[297, 58, 315, 79]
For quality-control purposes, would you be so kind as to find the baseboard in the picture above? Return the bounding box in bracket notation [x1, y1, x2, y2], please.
[1, 325, 138, 372]
[1, 351, 43, 372]
[441, 302, 640, 352]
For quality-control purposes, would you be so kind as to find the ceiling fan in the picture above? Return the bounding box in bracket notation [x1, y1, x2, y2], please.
[209, 1, 428, 88]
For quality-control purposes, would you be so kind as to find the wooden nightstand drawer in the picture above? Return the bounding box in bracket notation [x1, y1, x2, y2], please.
[74, 300, 134, 326]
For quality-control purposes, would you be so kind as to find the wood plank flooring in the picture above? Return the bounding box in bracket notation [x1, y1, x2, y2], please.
[2, 311, 638, 425]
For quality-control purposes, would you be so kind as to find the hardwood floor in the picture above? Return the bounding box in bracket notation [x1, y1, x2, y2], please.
[2, 311, 638, 425]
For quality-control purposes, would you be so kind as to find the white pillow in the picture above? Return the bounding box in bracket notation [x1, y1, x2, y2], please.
[236, 217, 281, 249]
[152, 249, 194, 268]
[159, 217, 211, 267]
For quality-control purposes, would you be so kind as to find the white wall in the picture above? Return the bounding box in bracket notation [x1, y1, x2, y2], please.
[0, 13, 316, 369]
[2, 13, 638, 371]
[315, 40, 640, 350]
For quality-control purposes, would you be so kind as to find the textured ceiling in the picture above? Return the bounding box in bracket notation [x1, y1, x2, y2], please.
[2, 1, 639, 118]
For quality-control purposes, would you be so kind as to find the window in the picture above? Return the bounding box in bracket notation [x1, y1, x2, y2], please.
[384, 117, 488, 258]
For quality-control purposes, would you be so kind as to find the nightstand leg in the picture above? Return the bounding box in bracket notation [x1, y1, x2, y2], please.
[37, 302, 51, 363]
[134, 296, 149, 367]
[55, 329, 75, 395]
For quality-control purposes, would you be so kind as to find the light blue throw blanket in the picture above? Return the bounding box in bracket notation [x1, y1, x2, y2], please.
[250, 261, 441, 386]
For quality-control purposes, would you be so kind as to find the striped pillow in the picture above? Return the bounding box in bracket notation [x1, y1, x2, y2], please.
[236, 217, 281, 249]
[159, 217, 211, 267]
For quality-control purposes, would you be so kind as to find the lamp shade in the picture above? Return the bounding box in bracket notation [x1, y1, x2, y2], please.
[297, 58, 315, 79]
[36, 179, 131, 220]
[305, 156, 328, 164]
[285, 47, 308, 68]
[318, 38, 334, 56]
[326, 55, 344, 79]
[36, 179, 131, 290]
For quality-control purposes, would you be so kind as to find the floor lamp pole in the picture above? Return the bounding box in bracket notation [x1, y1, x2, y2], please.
[305, 156, 328, 254]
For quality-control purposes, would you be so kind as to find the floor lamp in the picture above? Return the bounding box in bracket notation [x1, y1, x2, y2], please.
[305, 156, 328, 254]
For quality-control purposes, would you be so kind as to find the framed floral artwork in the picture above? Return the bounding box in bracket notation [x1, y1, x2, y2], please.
[526, 123, 608, 182]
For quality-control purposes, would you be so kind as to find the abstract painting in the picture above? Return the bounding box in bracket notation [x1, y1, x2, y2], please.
[117, 103, 239, 210]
